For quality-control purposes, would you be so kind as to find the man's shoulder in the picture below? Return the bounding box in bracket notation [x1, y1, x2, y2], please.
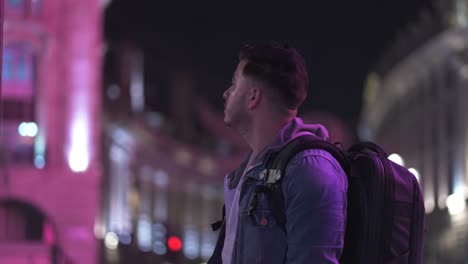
[288, 148, 343, 172]
[284, 148, 348, 193]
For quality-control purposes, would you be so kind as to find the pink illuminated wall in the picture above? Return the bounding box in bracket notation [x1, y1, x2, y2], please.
[1, 0, 103, 263]
[65, 2, 101, 172]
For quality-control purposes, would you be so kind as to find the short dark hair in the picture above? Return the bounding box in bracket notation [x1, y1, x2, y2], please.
[239, 42, 308, 110]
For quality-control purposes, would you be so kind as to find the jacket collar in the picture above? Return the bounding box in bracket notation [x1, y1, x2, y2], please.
[227, 117, 327, 188]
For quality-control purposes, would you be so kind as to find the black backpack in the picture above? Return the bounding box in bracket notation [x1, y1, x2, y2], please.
[259, 135, 425, 264]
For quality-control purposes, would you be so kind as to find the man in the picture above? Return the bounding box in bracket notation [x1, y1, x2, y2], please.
[209, 43, 348, 264]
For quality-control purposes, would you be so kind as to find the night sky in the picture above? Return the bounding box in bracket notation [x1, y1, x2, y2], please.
[105, 0, 433, 133]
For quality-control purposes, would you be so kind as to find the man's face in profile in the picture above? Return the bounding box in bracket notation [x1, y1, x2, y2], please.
[223, 60, 251, 128]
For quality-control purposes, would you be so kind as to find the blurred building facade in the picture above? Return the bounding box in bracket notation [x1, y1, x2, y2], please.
[0, 0, 103, 263]
[98, 44, 233, 264]
[360, 1, 468, 263]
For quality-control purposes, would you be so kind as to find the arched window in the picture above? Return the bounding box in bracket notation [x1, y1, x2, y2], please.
[0, 200, 45, 241]
[0, 200, 57, 263]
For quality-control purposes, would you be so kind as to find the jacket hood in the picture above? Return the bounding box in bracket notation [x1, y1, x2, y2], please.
[273, 117, 329, 146]
[252, 117, 329, 164]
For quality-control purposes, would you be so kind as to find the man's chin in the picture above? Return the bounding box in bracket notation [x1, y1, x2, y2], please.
[223, 118, 232, 127]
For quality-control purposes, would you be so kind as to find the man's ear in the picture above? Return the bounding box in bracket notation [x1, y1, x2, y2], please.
[247, 87, 262, 110]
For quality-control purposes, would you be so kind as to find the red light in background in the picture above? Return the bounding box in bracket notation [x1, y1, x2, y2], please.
[167, 236, 182, 252]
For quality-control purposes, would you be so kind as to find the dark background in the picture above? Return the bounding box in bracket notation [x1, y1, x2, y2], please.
[104, 0, 434, 131]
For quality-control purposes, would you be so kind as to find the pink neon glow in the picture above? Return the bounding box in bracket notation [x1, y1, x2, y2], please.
[68, 59, 92, 172]
[43, 222, 55, 245]
[68, 111, 90, 172]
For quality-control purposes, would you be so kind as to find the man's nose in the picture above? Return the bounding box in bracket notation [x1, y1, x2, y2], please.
[223, 89, 229, 100]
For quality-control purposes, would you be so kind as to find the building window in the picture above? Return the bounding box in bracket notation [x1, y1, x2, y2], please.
[429, 71, 439, 98]
[5, 0, 41, 17]
[1, 43, 36, 165]
[0, 120, 35, 164]
[1, 43, 35, 121]
[31, 0, 41, 14]
[2, 43, 35, 98]
[445, 103, 455, 140]
[2, 100, 34, 121]
[444, 63, 457, 93]
[7, 0, 24, 8]
[447, 145, 455, 195]
[431, 109, 438, 152]
[6, 0, 27, 17]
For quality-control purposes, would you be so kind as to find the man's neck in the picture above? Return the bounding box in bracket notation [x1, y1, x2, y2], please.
[246, 116, 294, 158]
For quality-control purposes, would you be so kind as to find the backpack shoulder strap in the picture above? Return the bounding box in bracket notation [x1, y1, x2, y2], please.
[265, 134, 350, 230]
[267, 134, 350, 180]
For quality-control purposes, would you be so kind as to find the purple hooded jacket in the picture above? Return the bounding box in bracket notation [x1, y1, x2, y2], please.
[209, 117, 348, 264]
